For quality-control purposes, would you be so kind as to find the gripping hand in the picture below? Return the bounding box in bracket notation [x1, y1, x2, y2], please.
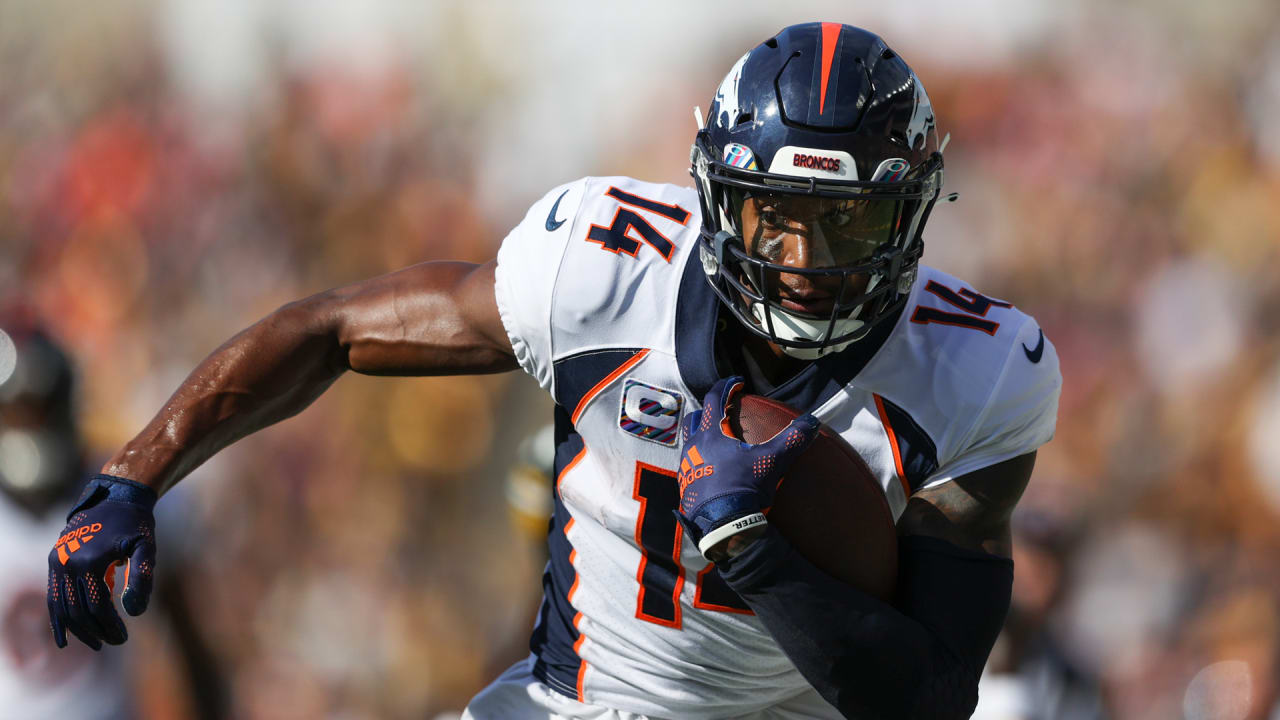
[677, 377, 819, 559]
[47, 474, 158, 650]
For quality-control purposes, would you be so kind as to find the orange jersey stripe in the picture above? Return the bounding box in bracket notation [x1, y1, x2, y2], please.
[572, 612, 588, 702]
[564, 508, 588, 701]
[557, 446, 588, 492]
[570, 349, 651, 425]
[874, 394, 910, 498]
[567, 550, 580, 600]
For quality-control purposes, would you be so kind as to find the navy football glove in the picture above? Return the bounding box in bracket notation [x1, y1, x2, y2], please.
[677, 377, 820, 559]
[47, 474, 157, 650]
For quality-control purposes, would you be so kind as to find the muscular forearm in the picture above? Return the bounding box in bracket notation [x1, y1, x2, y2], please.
[102, 299, 346, 493]
[719, 528, 1012, 720]
[102, 261, 515, 494]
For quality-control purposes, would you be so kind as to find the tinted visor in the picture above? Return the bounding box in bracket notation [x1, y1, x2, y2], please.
[728, 189, 902, 266]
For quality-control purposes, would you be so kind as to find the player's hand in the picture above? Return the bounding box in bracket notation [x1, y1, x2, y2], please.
[47, 474, 158, 650]
[676, 377, 819, 559]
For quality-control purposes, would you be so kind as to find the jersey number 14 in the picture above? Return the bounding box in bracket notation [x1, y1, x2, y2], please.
[585, 187, 690, 263]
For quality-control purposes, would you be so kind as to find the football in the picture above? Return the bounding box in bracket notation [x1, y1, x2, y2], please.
[727, 394, 898, 602]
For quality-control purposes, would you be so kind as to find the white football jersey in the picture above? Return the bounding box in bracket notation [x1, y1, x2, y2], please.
[0, 497, 131, 720]
[493, 176, 1061, 718]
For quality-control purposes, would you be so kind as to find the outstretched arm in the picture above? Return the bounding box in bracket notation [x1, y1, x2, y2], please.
[107, 259, 515, 494]
[49, 259, 515, 650]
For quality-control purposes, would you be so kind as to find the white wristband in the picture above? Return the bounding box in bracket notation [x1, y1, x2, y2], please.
[697, 513, 768, 558]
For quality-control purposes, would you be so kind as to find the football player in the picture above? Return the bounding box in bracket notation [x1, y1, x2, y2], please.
[47, 23, 1060, 720]
[0, 321, 134, 719]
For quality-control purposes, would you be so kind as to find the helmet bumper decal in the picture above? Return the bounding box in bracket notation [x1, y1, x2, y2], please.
[723, 143, 759, 171]
[872, 158, 911, 182]
[767, 147, 858, 181]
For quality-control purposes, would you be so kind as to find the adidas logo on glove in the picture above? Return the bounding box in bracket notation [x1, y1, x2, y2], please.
[678, 445, 715, 495]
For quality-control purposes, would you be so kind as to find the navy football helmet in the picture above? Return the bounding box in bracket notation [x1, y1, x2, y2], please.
[0, 315, 83, 515]
[691, 23, 943, 358]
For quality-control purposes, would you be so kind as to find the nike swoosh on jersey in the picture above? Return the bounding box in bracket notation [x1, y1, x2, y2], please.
[1022, 329, 1045, 363]
[545, 189, 570, 231]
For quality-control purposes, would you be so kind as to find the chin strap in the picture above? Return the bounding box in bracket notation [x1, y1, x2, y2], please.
[748, 268, 889, 359]
[749, 302, 864, 359]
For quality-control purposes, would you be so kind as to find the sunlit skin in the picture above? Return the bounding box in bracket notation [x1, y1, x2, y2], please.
[739, 195, 879, 315]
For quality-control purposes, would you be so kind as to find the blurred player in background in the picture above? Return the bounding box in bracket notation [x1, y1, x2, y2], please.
[0, 315, 132, 719]
[1, 310, 228, 720]
[486, 423, 556, 679]
[505, 423, 556, 549]
[972, 510, 1106, 720]
[46, 23, 1059, 719]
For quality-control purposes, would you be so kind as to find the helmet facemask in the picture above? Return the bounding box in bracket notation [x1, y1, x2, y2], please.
[695, 135, 940, 359]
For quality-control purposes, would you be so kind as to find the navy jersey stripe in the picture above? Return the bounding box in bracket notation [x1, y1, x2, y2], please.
[765, 305, 901, 411]
[673, 247, 722, 397]
[554, 348, 648, 419]
[878, 396, 939, 495]
[530, 406, 587, 700]
[674, 245, 901, 413]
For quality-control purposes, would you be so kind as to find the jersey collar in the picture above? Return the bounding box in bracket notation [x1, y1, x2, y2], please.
[674, 246, 902, 413]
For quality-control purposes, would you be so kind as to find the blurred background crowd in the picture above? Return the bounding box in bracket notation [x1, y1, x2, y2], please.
[2, 0, 1279, 718]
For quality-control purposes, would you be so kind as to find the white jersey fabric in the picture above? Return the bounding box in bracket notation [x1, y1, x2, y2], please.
[0, 497, 131, 720]
[485, 176, 1061, 719]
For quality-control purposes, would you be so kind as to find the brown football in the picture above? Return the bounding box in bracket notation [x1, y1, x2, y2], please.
[727, 393, 897, 602]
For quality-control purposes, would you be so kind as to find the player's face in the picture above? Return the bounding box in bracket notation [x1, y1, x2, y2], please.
[738, 194, 896, 315]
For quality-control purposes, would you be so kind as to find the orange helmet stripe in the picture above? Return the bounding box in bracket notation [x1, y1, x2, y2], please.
[818, 22, 842, 115]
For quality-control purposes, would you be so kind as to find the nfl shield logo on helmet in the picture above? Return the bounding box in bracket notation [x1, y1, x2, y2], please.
[723, 143, 759, 171]
[619, 379, 683, 446]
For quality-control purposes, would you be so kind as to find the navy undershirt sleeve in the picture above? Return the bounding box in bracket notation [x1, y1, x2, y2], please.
[718, 527, 1013, 720]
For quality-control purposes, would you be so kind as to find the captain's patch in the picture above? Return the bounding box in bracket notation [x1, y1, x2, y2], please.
[619, 379, 683, 446]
